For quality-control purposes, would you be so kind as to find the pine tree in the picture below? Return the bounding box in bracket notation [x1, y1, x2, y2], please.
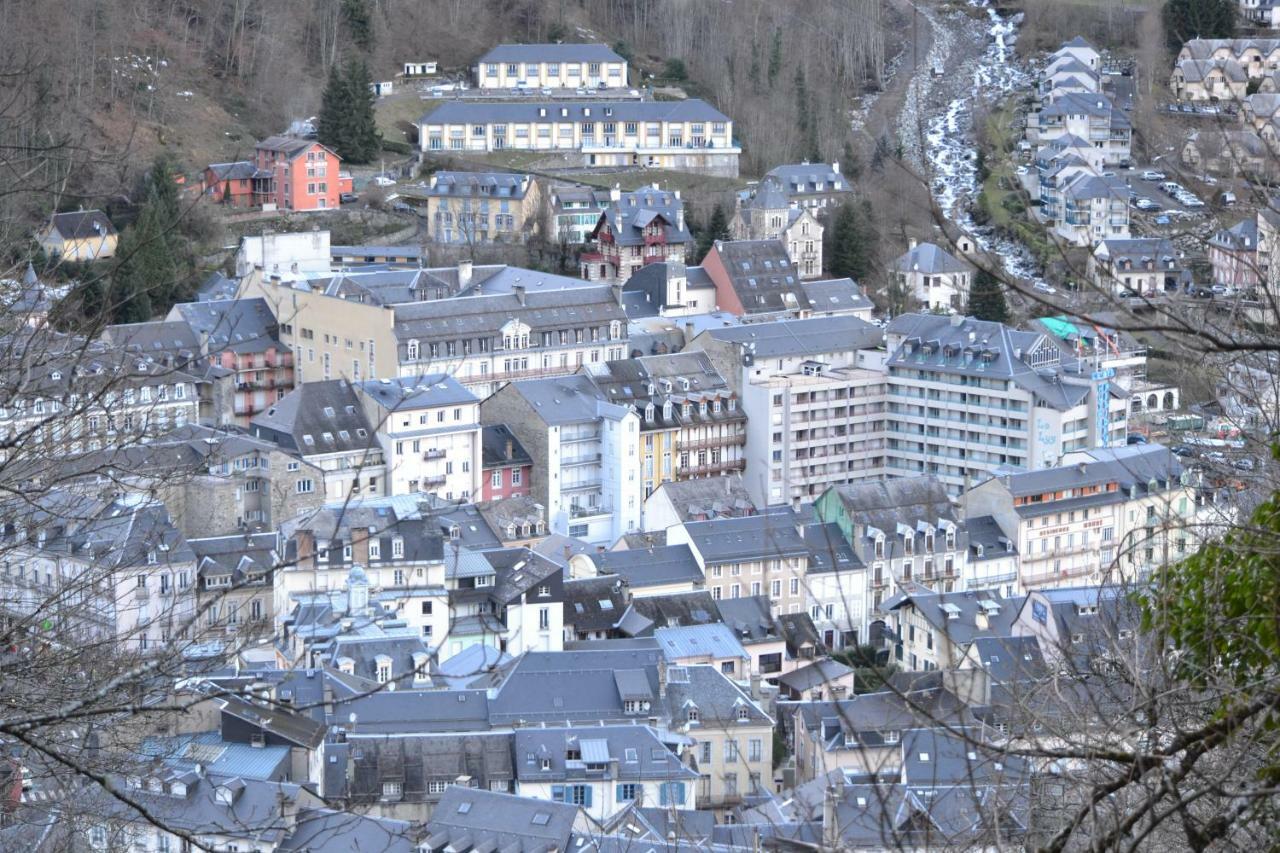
[967, 268, 1010, 323]
[1163, 0, 1235, 51]
[692, 203, 730, 263]
[840, 139, 863, 181]
[768, 29, 783, 87]
[747, 40, 761, 87]
[342, 59, 383, 163]
[828, 200, 878, 282]
[342, 0, 374, 51]
[318, 63, 351, 158]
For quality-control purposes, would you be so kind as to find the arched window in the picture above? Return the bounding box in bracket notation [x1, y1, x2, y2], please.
[407, 340, 419, 361]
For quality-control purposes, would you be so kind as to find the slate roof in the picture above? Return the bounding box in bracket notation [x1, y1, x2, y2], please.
[592, 544, 704, 588]
[477, 43, 625, 64]
[824, 478, 958, 550]
[562, 574, 631, 633]
[171, 297, 284, 355]
[892, 242, 970, 275]
[662, 663, 772, 726]
[710, 239, 811, 314]
[356, 374, 477, 410]
[278, 809, 417, 853]
[886, 314, 1093, 411]
[422, 99, 730, 127]
[776, 658, 855, 693]
[654, 622, 750, 662]
[250, 379, 375, 456]
[981, 443, 1184, 515]
[1039, 92, 1131, 129]
[882, 588, 1021, 649]
[207, 161, 257, 181]
[103, 320, 202, 363]
[705, 314, 883, 358]
[256, 135, 335, 160]
[482, 424, 533, 469]
[583, 351, 742, 432]
[1210, 217, 1259, 253]
[801, 277, 875, 314]
[487, 647, 665, 724]
[513, 725, 695, 782]
[646, 474, 757, 521]
[336, 731, 513, 800]
[7, 491, 193, 569]
[627, 591, 720, 632]
[426, 171, 532, 199]
[331, 687, 491, 734]
[594, 186, 691, 247]
[1176, 58, 1249, 83]
[188, 532, 281, 582]
[426, 787, 579, 853]
[502, 373, 631, 425]
[963, 514, 1017, 561]
[763, 162, 849, 197]
[47, 209, 116, 240]
[681, 511, 811, 564]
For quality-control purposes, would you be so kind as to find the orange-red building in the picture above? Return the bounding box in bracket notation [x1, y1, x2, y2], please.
[251, 136, 353, 211]
[201, 162, 257, 207]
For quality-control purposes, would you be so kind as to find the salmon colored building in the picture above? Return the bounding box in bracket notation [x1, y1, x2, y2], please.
[251, 136, 353, 211]
[201, 162, 257, 207]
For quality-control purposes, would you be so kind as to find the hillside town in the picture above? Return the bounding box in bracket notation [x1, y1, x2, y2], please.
[2, 0, 1279, 849]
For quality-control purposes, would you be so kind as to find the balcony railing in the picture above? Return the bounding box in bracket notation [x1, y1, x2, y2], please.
[676, 459, 746, 477]
[569, 503, 611, 519]
[676, 434, 747, 452]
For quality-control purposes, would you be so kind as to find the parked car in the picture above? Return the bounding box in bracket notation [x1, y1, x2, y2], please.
[1142, 170, 1166, 181]
[392, 201, 415, 214]
[1154, 215, 1172, 226]
[1193, 287, 1213, 298]
[1204, 451, 1227, 464]
[1126, 434, 1148, 445]
[372, 176, 395, 187]
[1172, 445, 1196, 457]
[1136, 198, 1160, 211]
[1183, 197, 1205, 208]
[1234, 457, 1255, 471]
[1211, 284, 1231, 296]
[339, 192, 358, 204]
[1033, 282, 1057, 294]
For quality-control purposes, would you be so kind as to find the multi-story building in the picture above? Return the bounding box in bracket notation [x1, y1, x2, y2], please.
[759, 162, 853, 213]
[481, 424, 533, 500]
[814, 478, 969, 628]
[481, 374, 642, 544]
[418, 100, 740, 177]
[547, 183, 612, 243]
[884, 313, 1129, 495]
[1051, 174, 1131, 247]
[730, 177, 825, 277]
[249, 380, 387, 501]
[416, 171, 542, 244]
[1170, 58, 1249, 100]
[0, 491, 197, 653]
[701, 239, 812, 318]
[394, 283, 629, 398]
[473, 43, 628, 90]
[1209, 217, 1261, 291]
[961, 444, 1208, 589]
[580, 185, 691, 283]
[1028, 92, 1132, 166]
[36, 209, 118, 261]
[189, 531, 280, 638]
[689, 315, 888, 506]
[166, 297, 295, 424]
[252, 135, 353, 212]
[1088, 238, 1191, 296]
[581, 352, 746, 498]
[891, 241, 973, 312]
[355, 376, 482, 500]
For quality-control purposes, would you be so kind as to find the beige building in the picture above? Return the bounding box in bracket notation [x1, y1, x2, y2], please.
[410, 171, 543, 245]
[37, 210, 118, 261]
[418, 100, 740, 177]
[730, 177, 825, 278]
[473, 43, 628, 90]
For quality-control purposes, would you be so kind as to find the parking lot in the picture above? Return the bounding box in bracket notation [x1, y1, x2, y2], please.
[1117, 168, 1212, 220]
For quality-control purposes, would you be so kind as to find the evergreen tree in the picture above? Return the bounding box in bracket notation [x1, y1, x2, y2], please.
[828, 200, 878, 282]
[1163, 0, 1235, 51]
[693, 203, 730, 263]
[342, 59, 383, 163]
[767, 29, 783, 87]
[967, 268, 1010, 323]
[840, 139, 863, 181]
[747, 39, 761, 87]
[794, 67, 810, 154]
[342, 0, 374, 51]
[317, 63, 351, 157]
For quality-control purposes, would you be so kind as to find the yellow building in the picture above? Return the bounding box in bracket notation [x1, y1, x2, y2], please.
[38, 210, 118, 261]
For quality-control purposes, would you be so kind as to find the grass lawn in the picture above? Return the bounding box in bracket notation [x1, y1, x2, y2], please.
[375, 89, 438, 143]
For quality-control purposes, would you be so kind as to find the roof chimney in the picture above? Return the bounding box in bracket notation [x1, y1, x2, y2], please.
[611, 283, 623, 306]
[506, 438, 514, 459]
[908, 237, 918, 250]
[457, 259, 473, 291]
[831, 161, 841, 175]
[609, 184, 621, 203]
[513, 283, 527, 306]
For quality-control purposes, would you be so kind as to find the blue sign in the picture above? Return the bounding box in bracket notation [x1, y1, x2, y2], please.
[1093, 367, 1115, 447]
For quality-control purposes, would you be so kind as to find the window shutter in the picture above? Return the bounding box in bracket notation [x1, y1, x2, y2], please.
[582, 785, 592, 808]
[659, 784, 668, 806]
[551, 785, 565, 802]
[616, 784, 626, 802]
[675, 782, 686, 805]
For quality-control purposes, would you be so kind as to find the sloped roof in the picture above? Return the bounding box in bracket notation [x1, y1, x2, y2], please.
[477, 43, 625, 64]
[710, 238, 811, 314]
[48, 209, 115, 240]
[892, 242, 970, 275]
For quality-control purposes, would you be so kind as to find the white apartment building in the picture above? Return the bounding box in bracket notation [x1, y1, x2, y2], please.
[356, 376, 482, 500]
[884, 314, 1129, 495]
[891, 241, 973, 312]
[962, 444, 1212, 590]
[473, 43, 628, 90]
[688, 316, 889, 506]
[418, 100, 740, 177]
[1028, 92, 1132, 166]
[481, 374, 642, 544]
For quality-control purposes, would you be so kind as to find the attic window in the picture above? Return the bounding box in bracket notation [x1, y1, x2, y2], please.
[736, 706, 750, 721]
[919, 752, 930, 762]
[457, 802, 472, 814]
[531, 813, 551, 826]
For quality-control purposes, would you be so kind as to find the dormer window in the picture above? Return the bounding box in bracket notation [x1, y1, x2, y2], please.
[392, 537, 404, 558]
[645, 404, 655, 422]
[687, 707, 699, 723]
[737, 705, 750, 722]
[874, 537, 885, 559]
[369, 540, 381, 560]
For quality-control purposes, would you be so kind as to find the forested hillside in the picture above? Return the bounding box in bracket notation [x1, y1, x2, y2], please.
[0, 0, 887, 231]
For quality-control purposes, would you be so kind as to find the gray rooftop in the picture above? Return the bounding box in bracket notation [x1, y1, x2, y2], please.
[705, 314, 883, 358]
[477, 43, 625, 64]
[422, 99, 730, 127]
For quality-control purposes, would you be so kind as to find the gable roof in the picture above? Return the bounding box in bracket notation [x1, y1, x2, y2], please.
[709, 239, 811, 314]
[892, 242, 970, 275]
[47, 210, 116, 240]
[477, 43, 625, 64]
[592, 544, 704, 587]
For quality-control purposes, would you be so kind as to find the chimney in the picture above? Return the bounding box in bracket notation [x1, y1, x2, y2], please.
[975, 610, 989, 631]
[609, 184, 621, 203]
[458, 258, 473, 291]
[506, 438, 514, 459]
[513, 283, 527, 306]
[831, 160, 841, 175]
[596, 544, 606, 554]
[611, 283, 623, 306]
[908, 237, 918, 250]
[563, 543, 572, 561]
[657, 657, 668, 698]
[677, 205, 685, 233]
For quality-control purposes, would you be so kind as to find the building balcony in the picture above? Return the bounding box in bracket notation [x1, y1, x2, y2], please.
[422, 449, 446, 460]
[569, 503, 611, 519]
[487, 365, 575, 384]
[563, 479, 603, 492]
[676, 434, 747, 452]
[676, 459, 746, 477]
[562, 452, 601, 466]
[423, 474, 447, 488]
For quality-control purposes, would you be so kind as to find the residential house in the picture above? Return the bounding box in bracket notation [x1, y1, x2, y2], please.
[701, 239, 812, 317]
[891, 240, 974, 311]
[814, 478, 968, 633]
[1028, 93, 1132, 166]
[760, 162, 853, 213]
[586, 544, 705, 596]
[250, 380, 386, 501]
[1088, 237, 1190, 296]
[884, 313, 1130, 494]
[580, 185, 691, 283]
[713, 593, 823, 680]
[581, 351, 747, 498]
[881, 587, 1018, 672]
[640, 473, 758, 532]
[654, 623, 752, 679]
[513, 725, 698, 819]
[37, 210, 118, 261]
[1175, 38, 1280, 78]
[355, 376, 483, 500]
[481, 424, 533, 500]
[1052, 174, 1131, 246]
[0, 491, 197, 653]
[190, 532, 281, 638]
[252, 135, 352, 211]
[730, 177, 825, 278]
[547, 184, 613, 243]
[961, 444, 1208, 589]
[1180, 129, 1277, 181]
[775, 658, 859, 701]
[688, 315, 888, 505]
[1240, 0, 1280, 27]
[1169, 59, 1249, 100]
[480, 373, 643, 544]
[445, 546, 565, 658]
[201, 161, 257, 206]
[417, 171, 542, 244]
[425, 788, 579, 850]
[1209, 217, 1262, 291]
[476, 495, 546, 546]
[473, 43, 628, 90]
[620, 261, 721, 317]
[800, 277, 876, 320]
[418, 100, 740, 177]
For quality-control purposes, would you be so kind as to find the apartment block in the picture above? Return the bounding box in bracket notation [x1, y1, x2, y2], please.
[473, 43, 628, 90]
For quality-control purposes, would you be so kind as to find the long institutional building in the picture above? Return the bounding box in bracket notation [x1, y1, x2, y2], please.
[418, 100, 740, 176]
